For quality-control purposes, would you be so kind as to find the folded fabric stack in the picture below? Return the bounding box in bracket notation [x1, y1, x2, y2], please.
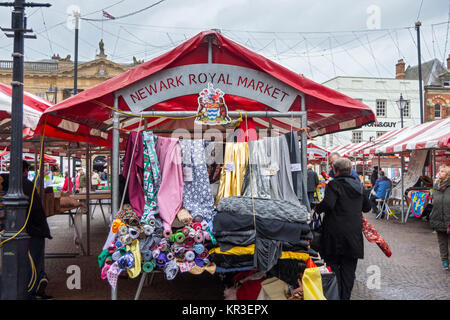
[210, 196, 315, 286]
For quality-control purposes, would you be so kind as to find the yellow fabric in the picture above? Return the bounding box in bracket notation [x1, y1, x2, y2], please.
[127, 239, 141, 279]
[188, 264, 216, 275]
[209, 245, 309, 262]
[111, 219, 124, 234]
[302, 267, 326, 300]
[259, 277, 289, 300]
[215, 142, 249, 206]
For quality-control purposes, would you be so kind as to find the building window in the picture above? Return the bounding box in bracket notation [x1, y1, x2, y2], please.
[329, 134, 334, 146]
[444, 77, 450, 87]
[402, 100, 410, 117]
[376, 99, 386, 117]
[435, 103, 441, 119]
[376, 131, 386, 138]
[352, 131, 362, 143]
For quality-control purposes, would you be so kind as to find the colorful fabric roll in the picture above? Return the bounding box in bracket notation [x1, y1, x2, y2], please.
[185, 250, 195, 261]
[107, 261, 121, 289]
[201, 221, 209, 230]
[98, 249, 111, 268]
[142, 250, 152, 261]
[115, 240, 123, 249]
[101, 263, 110, 279]
[164, 259, 179, 280]
[118, 252, 135, 270]
[143, 224, 154, 236]
[164, 229, 173, 238]
[194, 231, 204, 243]
[112, 251, 122, 261]
[156, 253, 168, 267]
[174, 232, 185, 243]
[192, 222, 202, 231]
[182, 226, 190, 236]
[203, 231, 211, 241]
[129, 227, 140, 240]
[118, 225, 129, 236]
[166, 252, 174, 260]
[120, 234, 133, 246]
[184, 237, 194, 248]
[112, 219, 124, 234]
[177, 208, 193, 226]
[177, 261, 196, 273]
[195, 257, 204, 267]
[148, 218, 156, 227]
[142, 260, 156, 273]
[198, 248, 209, 259]
[152, 248, 161, 259]
[193, 243, 204, 255]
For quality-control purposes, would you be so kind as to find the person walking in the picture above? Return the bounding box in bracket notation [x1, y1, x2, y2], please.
[75, 170, 80, 194]
[307, 164, 319, 204]
[315, 158, 371, 300]
[429, 165, 450, 270]
[91, 170, 100, 191]
[370, 171, 392, 218]
[78, 169, 86, 193]
[61, 171, 72, 194]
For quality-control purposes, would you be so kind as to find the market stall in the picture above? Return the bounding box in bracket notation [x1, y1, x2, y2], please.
[38, 30, 376, 300]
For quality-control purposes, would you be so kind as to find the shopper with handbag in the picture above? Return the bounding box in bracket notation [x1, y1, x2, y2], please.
[315, 158, 371, 300]
[429, 165, 450, 270]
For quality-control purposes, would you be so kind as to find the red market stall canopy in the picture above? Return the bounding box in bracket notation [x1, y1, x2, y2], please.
[0, 82, 53, 135]
[373, 118, 449, 155]
[307, 143, 329, 159]
[0, 150, 57, 164]
[37, 30, 376, 147]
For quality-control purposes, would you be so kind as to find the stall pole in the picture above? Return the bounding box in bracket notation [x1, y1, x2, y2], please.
[401, 153, 405, 223]
[300, 94, 310, 211]
[86, 146, 91, 255]
[68, 150, 71, 194]
[111, 100, 120, 301]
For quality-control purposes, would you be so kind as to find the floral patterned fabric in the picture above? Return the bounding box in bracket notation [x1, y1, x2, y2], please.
[141, 131, 162, 225]
[180, 139, 215, 222]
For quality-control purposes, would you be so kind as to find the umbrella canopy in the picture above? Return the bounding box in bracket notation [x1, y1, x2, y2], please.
[0, 82, 53, 131]
[37, 30, 376, 148]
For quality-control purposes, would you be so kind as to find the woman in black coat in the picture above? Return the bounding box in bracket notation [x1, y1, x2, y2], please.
[315, 158, 371, 300]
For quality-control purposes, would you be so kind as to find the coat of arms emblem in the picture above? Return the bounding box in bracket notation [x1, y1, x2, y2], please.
[195, 83, 231, 125]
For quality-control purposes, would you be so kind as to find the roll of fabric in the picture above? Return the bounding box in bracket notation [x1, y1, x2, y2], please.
[192, 222, 202, 231]
[129, 227, 140, 240]
[118, 225, 129, 236]
[177, 208, 193, 226]
[105, 257, 113, 265]
[182, 226, 191, 236]
[148, 218, 156, 227]
[203, 231, 211, 241]
[142, 250, 152, 261]
[152, 249, 161, 259]
[174, 232, 185, 243]
[127, 239, 141, 279]
[142, 260, 156, 273]
[107, 245, 116, 254]
[115, 240, 123, 249]
[101, 263, 111, 279]
[185, 250, 195, 261]
[201, 221, 209, 230]
[188, 229, 196, 238]
[166, 252, 174, 261]
[163, 229, 173, 238]
[195, 256, 204, 267]
[194, 231, 204, 243]
[107, 261, 121, 289]
[198, 248, 209, 259]
[112, 251, 122, 261]
[143, 224, 154, 236]
[120, 234, 133, 246]
[184, 237, 194, 248]
[118, 253, 134, 270]
[112, 219, 124, 234]
[156, 253, 167, 267]
[164, 259, 179, 280]
[193, 243, 204, 255]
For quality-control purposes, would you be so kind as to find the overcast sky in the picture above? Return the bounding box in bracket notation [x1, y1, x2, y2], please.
[0, 0, 448, 83]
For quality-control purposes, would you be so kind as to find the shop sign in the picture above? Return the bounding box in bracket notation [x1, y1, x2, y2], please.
[363, 121, 397, 128]
[117, 64, 298, 113]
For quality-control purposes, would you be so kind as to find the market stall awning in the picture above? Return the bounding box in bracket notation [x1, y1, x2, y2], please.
[0, 82, 53, 132]
[307, 143, 329, 159]
[375, 118, 450, 154]
[0, 150, 57, 163]
[37, 30, 376, 147]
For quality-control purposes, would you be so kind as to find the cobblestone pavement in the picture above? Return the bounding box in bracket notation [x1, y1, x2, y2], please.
[43, 205, 449, 300]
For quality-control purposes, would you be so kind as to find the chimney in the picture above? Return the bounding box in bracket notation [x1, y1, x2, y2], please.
[447, 54, 450, 70]
[396, 59, 405, 79]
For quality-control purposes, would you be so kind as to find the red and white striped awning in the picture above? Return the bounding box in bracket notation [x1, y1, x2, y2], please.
[307, 143, 329, 159]
[375, 118, 449, 154]
[0, 150, 57, 163]
[0, 82, 53, 131]
[37, 31, 376, 148]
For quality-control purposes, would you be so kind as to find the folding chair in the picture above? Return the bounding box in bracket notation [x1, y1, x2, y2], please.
[376, 188, 398, 220]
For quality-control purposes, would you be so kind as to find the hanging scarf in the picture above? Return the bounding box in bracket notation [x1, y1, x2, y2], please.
[436, 178, 449, 192]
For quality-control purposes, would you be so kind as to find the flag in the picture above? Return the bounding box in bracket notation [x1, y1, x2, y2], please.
[102, 10, 115, 19]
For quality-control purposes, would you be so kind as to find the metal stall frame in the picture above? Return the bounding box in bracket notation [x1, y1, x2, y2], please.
[109, 97, 310, 300]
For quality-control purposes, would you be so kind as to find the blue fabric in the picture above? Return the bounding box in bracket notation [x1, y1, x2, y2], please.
[215, 266, 255, 273]
[329, 168, 359, 181]
[373, 177, 392, 199]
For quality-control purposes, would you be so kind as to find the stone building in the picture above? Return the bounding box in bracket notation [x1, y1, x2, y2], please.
[0, 39, 142, 103]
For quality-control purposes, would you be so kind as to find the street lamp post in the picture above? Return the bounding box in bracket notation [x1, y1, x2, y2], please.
[0, 0, 51, 300]
[45, 84, 57, 104]
[396, 93, 407, 223]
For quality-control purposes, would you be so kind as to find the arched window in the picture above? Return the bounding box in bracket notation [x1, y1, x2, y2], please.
[434, 103, 441, 119]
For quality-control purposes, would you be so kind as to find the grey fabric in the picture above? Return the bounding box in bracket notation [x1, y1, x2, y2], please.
[265, 136, 300, 205]
[284, 132, 303, 201]
[216, 196, 308, 223]
[242, 139, 272, 199]
[217, 232, 257, 251]
[254, 237, 283, 272]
